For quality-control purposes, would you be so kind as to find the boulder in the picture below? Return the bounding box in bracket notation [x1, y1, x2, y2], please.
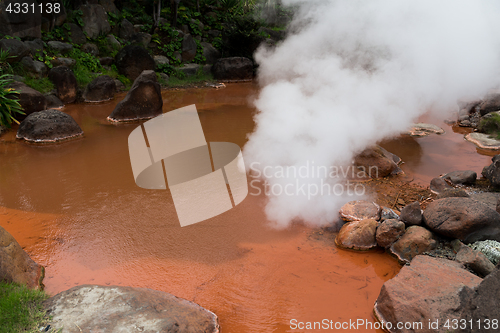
[99, 0, 120, 15]
[44, 94, 64, 109]
[429, 177, 453, 194]
[108, 70, 162, 122]
[405, 123, 445, 137]
[7, 81, 47, 118]
[66, 23, 87, 45]
[83, 75, 116, 102]
[201, 42, 220, 64]
[48, 66, 78, 104]
[24, 38, 43, 56]
[47, 41, 73, 54]
[424, 197, 500, 243]
[44, 285, 219, 333]
[436, 188, 469, 199]
[0, 0, 41, 38]
[179, 64, 201, 77]
[0, 39, 29, 62]
[478, 90, 500, 116]
[442, 170, 477, 185]
[115, 45, 156, 81]
[339, 200, 381, 222]
[469, 240, 500, 265]
[376, 219, 405, 249]
[182, 34, 198, 62]
[389, 226, 437, 263]
[51, 57, 76, 68]
[154, 55, 169, 67]
[482, 154, 500, 187]
[335, 219, 379, 251]
[212, 57, 253, 81]
[80, 4, 111, 39]
[374, 255, 482, 333]
[106, 34, 121, 50]
[452, 240, 495, 277]
[20, 56, 47, 78]
[130, 32, 152, 49]
[119, 19, 135, 41]
[353, 145, 401, 178]
[458, 266, 500, 333]
[16, 109, 83, 143]
[400, 201, 422, 227]
[81, 43, 99, 56]
[0, 225, 44, 289]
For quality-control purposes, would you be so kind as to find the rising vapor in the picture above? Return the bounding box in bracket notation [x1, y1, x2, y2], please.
[244, 0, 500, 228]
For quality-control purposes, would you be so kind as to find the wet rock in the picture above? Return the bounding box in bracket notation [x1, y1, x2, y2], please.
[51, 57, 76, 68]
[81, 43, 99, 57]
[108, 70, 162, 122]
[465, 132, 500, 150]
[7, 81, 47, 119]
[353, 145, 402, 178]
[0, 225, 44, 289]
[20, 56, 47, 78]
[376, 219, 405, 249]
[380, 206, 400, 221]
[83, 75, 116, 102]
[119, 19, 135, 41]
[179, 64, 201, 77]
[212, 57, 253, 81]
[47, 41, 73, 54]
[389, 226, 437, 263]
[339, 200, 381, 222]
[423, 197, 500, 243]
[374, 255, 482, 333]
[154, 55, 169, 67]
[66, 23, 87, 45]
[443, 170, 477, 185]
[430, 177, 453, 194]
[452, 240, 495, 277]
[478, 90, 500, 116]
[44, 285, 219, 333]
[457, 266, 500, 333]
[400, 201, 422, 227]
[469, 240, 500, 265]
[80, 4, 111, 39]
[335, 219, 379, 251]
[115, 45, 156, 81]
[48, 66, 78, 104]
[436, 188, 469, 199]
[0, 39, 29, 62]
[482, 154, 500, 187]
[17, 109, 83, 143]
[201, 42, 221, 64]
[405, 123, 445, 136]
[44, 94, 63, 109]
[182, 34, 198, 62]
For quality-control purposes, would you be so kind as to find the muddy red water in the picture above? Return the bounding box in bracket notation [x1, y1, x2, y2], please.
[0, 83, 492, 332]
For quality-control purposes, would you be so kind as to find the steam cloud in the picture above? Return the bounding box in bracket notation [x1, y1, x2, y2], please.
[244, 0, 500, 228]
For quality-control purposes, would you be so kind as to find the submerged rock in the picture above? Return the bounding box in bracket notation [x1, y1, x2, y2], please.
[0, 225, 44, 289]
[16, 109, 83, 143]
[335, 219, 379, 251]
[465, 132, 500, 150]
[389, 226, 437, 263]
[482, 154, 500, 187]
[339, 200, 381, 222]
[376, 219, 405, 249]
[374, 255, 482, 333]
[44, 285, 219, 332]
[405, 123, 445, 137]
[108, 70, 162, 122]
[423, 197, 500, 243]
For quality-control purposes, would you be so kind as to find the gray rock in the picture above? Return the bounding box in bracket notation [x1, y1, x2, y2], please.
[154, 55, 169, 67]
[452, 239, 495, 277]
[81, 43, 99, 56]
[478, 90, 500, 116]
[405, 123, 445, 136]
[339, 200, 381, 222]
[7, 81, 47, 118]
[47, 41, 73, 54]
[430, 177, 453, 194]
[436, 188, 469, 199]
[114, 79, 125, 91]
[44, 285, 219, 333]
[48, 66, 78, 104]
[0, 0, 41, 38]
[212, 57, 253, 81]
[443, 170, 477, 185]
[465, 132, 500, 150]
[202, 64, 212, 76]
[469, 240, 500, 265]
[173, 51, 182, 63]
[376, 219, 405, 248]
[115, 45, 156, 81]
[201, 42, 220, 64]
[24, 38, 43, 56]
[119, 19, 135, 41]
[400, 201, 422, 227]
[178, 64, 200, 77]
[16, 109, 83, 143]
[20, 56, 47, 78]
[108, 70, 162, 122]
[130, 32, 152, 49]
[389, 226, 437, 263]
[80, 4, 111, 39]
[0, 39, 29, 62]
[207, 30, 221, 38]
[50, 57, 76, 68]
[99, 0, 120, 15]
[182, 34, 198, 62]
[482, 154, 500, 187]
[66, 23, 87, 45]
[157, 73, 169, 85]
[424, 197, 500, 243]
[469, 192, 500, 211]
[380, 206, 400, 221]
[84, 75, 116, 102]
[106, 34, 121, 50]
[44, 94, 64, 109]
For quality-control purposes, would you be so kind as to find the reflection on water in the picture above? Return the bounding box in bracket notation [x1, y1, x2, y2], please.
[0, 83, 491, 332]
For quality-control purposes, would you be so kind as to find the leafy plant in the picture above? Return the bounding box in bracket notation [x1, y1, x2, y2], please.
[0, 74, 25, 128]
[0, 49, 14, 75]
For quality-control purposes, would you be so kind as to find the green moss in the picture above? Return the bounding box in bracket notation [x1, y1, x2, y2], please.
[478, 113, 500, 139]
[23, 77, 54, 94]
[0, 282, 49, 333]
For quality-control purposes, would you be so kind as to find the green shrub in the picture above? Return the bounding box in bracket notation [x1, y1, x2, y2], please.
[24, 77, 54, 94]
[478, 113, 500, 139]
[0, 74, 24, 128]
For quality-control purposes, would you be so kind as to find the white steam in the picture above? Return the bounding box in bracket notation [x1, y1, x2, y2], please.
[244, 0, 500, 228]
